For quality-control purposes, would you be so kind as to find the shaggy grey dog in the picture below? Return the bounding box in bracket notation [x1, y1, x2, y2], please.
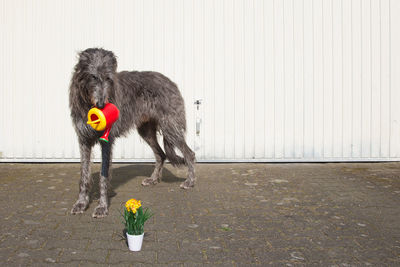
[69, 48, 196, 218]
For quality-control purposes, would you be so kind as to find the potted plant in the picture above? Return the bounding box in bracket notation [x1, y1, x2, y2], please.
[123, 198, 153, 251]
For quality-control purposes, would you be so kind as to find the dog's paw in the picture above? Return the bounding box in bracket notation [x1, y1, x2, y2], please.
[92, 205, 108, 218]
[71, 200, 88, 214]
[180, 179, 195, 190]
[141, 177, 159, 186]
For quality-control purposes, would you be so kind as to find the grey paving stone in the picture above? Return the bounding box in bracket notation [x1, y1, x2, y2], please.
[107, 250, 156, 264]
[59, 248, 108, 264]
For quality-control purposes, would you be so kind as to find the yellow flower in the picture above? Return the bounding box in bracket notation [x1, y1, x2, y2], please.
[125, 199, 141, 214]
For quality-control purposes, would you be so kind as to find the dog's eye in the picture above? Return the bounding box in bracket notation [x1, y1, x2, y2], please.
[90, 75, 98, 80]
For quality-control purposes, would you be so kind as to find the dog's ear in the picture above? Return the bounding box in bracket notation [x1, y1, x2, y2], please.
[112, 57, 117, 72]
[78, 50, 90, 63]
[105, 50, 118, 72]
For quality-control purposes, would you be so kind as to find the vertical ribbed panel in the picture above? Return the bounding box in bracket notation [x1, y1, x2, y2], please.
[0, 0, 399, 162]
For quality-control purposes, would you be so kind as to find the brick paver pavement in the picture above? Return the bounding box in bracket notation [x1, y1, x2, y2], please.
[0, 163, 399, 266]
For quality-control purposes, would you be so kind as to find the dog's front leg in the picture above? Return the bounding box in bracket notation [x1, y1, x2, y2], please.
[93, 140, 113, 218]
[71, 141, 92, 214]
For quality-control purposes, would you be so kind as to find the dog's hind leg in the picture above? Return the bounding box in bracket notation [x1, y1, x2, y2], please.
[93, 140, 113, 218]
[163, 127, 196, 189]
[176, 139, 196, 189]
[71, 141, 93, 214]
[139, 121, 166, 186]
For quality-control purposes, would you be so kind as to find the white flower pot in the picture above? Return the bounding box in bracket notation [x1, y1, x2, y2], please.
[126, 232, 144, 251]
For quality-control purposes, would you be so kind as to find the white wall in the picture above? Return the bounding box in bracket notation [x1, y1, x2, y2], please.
[1, 0, 399, 162]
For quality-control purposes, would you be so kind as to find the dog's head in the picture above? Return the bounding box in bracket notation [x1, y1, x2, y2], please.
[73, 48, 117, 109]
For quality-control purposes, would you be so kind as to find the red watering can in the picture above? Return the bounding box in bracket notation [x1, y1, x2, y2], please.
[87, 103, 120, 142]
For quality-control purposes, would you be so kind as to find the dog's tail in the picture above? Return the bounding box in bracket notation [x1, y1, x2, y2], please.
[163, 138, 186, 167]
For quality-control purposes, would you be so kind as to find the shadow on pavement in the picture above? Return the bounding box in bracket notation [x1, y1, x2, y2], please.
[89, 164, 185, 201]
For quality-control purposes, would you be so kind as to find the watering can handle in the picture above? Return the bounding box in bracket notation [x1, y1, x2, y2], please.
[87, 119, 101, 125]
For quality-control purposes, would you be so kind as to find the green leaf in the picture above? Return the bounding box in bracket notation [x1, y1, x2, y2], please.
[120, 201, 155, 235]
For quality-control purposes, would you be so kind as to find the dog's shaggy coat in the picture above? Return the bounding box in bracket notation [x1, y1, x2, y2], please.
[69, 48, 196, 218]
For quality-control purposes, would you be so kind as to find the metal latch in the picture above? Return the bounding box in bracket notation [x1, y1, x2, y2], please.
[194, 99, 202, 136]
[194, 99, 202, 110]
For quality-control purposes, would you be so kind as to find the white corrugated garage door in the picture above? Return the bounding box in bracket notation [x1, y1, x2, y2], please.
[1, 0, 399, 162]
